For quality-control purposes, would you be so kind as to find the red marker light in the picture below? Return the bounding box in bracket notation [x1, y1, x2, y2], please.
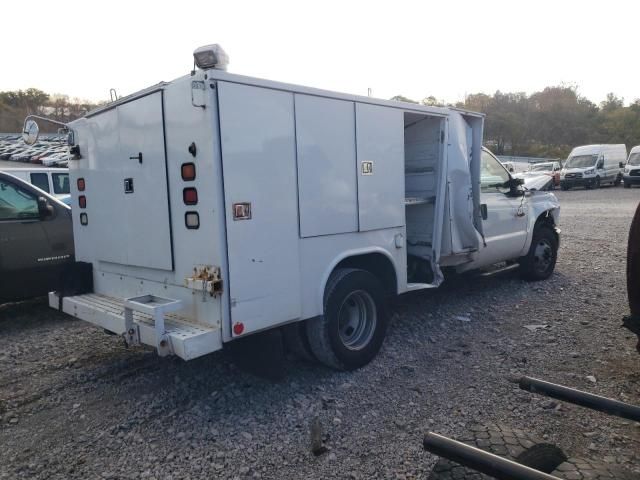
[181, 163, 196, 181]
[77, 178, 85, 191]
[79, 195, 87, 208]
[183, 187, 198, 205]
[233, 322, 244, 335]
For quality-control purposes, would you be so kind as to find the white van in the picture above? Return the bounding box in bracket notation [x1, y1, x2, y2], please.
[560, 144, 626, 190]
[623, 145, 640, 188]
[26, 44, 560, 370]
[0, 167, 70, 203]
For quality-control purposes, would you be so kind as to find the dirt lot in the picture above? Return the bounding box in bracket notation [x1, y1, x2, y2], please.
[1, 187, 639, 480]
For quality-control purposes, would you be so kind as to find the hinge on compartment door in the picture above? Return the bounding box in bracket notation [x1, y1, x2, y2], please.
[185, 265, 223, 298]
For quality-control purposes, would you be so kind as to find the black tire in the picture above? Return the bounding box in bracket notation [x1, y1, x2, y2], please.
[282, 321, 316, 363]
[594, 176, 601, 189]
[306, 268, 388, 370]
[561, 184, 569, 191]
[519, 225, 558, 281]
[624, 181, 631, 189]
[614, 174, 622, 186]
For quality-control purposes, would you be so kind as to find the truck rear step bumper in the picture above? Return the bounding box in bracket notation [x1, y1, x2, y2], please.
[49, 292, 221, 360]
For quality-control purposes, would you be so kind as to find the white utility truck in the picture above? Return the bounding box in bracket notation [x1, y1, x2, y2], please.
[28, 45, 560, 370]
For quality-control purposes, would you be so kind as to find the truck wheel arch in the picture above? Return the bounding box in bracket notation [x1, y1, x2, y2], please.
[534, 209, 559, 236]
[318, 249, 398, 312]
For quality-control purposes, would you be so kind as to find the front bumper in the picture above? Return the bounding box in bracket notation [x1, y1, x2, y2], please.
[561, 177, 596, 188]
[623, 174, 640, 185]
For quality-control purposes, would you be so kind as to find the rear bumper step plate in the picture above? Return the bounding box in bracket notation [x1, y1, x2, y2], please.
[49, 292, 221, 360]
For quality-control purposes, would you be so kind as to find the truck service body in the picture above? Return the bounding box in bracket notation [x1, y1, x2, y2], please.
[47, 46, 560, 369]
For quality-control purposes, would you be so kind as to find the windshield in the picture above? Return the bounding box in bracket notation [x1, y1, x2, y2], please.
[628, 152, 640, 166]
[530, 163, 552, 172]
[565, 154, 597, 169]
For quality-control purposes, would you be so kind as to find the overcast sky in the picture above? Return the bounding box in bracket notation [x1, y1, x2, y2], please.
[2, 0, 638, 105]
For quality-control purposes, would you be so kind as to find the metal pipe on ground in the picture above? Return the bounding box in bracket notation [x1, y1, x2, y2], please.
[518, 376, 640, 423]
[423, 432, 561, 480]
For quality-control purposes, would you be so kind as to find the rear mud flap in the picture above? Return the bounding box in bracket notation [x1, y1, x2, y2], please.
[56, 261, 93, 311]
[226, 328, 286, 381]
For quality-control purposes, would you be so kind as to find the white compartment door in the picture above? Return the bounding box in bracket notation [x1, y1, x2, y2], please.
[217, 82, 301, 335]
[295, 94, 358, 237]
[355, 104, 405, 231]
[90, 91, 173, 271]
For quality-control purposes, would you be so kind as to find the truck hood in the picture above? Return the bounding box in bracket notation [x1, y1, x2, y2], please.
[522, 175, 552, 191]
[562, 167, 591, 174]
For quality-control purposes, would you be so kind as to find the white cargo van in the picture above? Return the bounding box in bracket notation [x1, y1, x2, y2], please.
[26, 45, 560, 370]
[623, 145, 640, 188]
[560, 144, 626, 190]
[1, 167, 70, 203]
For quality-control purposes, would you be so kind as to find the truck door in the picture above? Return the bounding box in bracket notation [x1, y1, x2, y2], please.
[217, 82, 301, 335]
[89, 91, 173, 271]
[479, 149, 528, 263]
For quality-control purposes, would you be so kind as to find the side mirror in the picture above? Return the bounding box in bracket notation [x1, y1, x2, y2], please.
[620, 162, 625, 169]
[22, 119, 40, 145]
[507, 177, 524, 196]
[37, 196, 54, 219]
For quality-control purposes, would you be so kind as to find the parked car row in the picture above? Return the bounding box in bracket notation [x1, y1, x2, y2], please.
[507, 144, 640, 191]
[0, 135, 70, 167]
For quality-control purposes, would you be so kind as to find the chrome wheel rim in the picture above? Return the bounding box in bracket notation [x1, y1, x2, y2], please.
[533, 239, 553, 274]
[337, 290, 377, 351]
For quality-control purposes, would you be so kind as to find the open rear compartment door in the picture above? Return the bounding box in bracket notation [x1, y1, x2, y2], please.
[403, 112, 447, 288]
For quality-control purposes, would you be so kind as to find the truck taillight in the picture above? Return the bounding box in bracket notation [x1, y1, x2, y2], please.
[79, 195, 86, 208]
[185, 211, 199, 229]
[77, 178, 85, 191]
[183, 187, 198, 205]
[181, 163, 196, 181]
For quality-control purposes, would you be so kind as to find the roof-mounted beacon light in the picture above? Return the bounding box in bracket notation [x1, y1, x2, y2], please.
[193, 44, 229, 71]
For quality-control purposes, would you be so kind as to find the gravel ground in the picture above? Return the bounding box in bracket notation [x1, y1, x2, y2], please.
[1, 187, 639, 480]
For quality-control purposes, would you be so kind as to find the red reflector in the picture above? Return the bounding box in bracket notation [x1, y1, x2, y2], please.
[181, 163, 196, 181]
[233, 322, 245, 335]
[183, 187, 198, 205]
[79, 195, 86, 208]
[77, 178, 85, 191]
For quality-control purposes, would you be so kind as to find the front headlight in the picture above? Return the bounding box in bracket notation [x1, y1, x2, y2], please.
[584, 169, 595, 175]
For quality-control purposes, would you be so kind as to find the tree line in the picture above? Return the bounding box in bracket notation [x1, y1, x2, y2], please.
[0, 88, 102, 134]
[2, 86, 639, 159]
[392, 86, 640, 158]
